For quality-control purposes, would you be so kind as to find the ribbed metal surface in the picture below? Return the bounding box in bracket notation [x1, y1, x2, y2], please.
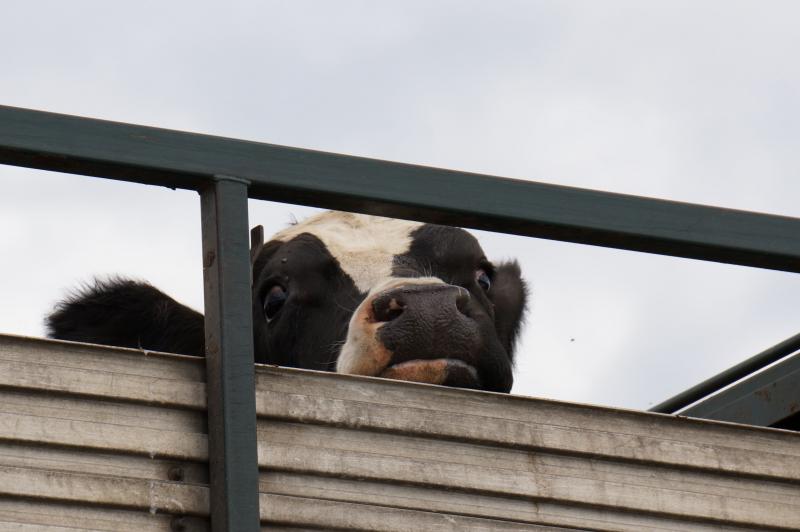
[1, 334, 800, 531]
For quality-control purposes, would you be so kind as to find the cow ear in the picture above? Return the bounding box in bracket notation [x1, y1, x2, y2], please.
[250, 225, 264, 263]
[487, 261, 528, 360]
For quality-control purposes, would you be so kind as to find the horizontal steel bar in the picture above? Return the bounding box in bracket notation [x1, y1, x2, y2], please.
[2, 105, 800, 272]
[680, 350, 800, 427]
[649, 332, 800, 414]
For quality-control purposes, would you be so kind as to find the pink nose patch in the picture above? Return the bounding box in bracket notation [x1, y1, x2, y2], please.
[378, 358, 482, 389]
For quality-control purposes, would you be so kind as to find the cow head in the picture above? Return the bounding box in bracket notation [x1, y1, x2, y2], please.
[250, 212, 527, 393]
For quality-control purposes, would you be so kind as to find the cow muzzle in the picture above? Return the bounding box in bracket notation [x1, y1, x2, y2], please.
[336, 278, 483, 389]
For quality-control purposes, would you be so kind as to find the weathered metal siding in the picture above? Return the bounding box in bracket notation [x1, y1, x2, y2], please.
[1, 334, 800, 531]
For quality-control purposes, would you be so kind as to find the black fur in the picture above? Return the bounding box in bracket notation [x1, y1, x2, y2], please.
[46, 278, 204, 356]
[488, 261, 528, 356]
[47, 218, 528, 393]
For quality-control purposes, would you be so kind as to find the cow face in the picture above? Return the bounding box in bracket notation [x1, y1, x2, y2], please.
[251, 212, 527, 393]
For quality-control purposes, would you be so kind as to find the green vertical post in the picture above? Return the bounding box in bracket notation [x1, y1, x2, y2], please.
[200, 176, 260, 531]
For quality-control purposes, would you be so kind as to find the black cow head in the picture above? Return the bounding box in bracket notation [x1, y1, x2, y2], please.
[250, 212, 527, 393]
[46, 211, 527, 393]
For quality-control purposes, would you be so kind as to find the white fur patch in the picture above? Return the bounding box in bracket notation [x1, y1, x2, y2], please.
[272, 211, 423, 293]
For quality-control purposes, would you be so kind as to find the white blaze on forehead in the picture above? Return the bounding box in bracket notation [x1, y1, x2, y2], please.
[271, 211, 423, 293]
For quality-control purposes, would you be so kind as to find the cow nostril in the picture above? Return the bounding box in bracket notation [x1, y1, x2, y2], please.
[455, 287, 470, 315]
[373, 296, 405, 322]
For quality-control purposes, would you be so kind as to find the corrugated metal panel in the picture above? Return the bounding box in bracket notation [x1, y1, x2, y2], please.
[1, 334, 800, 531]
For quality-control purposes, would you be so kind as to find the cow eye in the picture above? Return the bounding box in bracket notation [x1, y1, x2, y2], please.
[476, 269, 491, 291]
[263, 285, 287, 322]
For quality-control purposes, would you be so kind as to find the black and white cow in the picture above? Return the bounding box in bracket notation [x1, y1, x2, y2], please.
[47, 211, 527, 392]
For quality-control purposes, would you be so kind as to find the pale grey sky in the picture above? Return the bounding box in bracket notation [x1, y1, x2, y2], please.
[2, 1, 799, 409]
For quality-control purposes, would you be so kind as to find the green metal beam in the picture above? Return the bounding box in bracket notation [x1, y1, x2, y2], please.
[650, 332, 800, 416]
[680, 350, 800, 427]
[200, 177, 260, 531]
[2, 105, 800, 272]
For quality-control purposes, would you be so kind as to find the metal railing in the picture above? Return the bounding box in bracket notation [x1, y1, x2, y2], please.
[2, 105, 799, 531]
[650, 332, 800, 415]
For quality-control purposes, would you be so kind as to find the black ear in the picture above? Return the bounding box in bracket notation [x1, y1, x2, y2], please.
[488, 261, 528, 360]
[250, 225, 264, 263]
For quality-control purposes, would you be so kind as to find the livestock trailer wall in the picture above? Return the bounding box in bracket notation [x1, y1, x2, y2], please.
[1, 333, 799, 531]
[4, 106, 800, 530]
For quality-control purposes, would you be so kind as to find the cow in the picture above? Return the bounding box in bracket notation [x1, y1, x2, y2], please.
[46, 211, 527, 393]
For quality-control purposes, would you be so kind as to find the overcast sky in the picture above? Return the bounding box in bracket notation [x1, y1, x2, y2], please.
[2, 1, 799, 409]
